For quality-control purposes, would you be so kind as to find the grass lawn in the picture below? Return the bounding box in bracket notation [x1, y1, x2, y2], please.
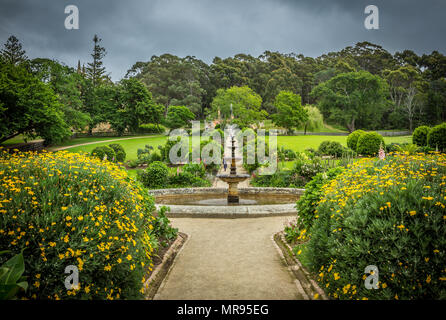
[64, 135, 167, 160]
[59, 134, 412, 162]
[275, 135, 412, 152]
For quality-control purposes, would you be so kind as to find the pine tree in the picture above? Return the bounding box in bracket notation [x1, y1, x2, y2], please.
[85, 35, 106, 86]
[77, 60, 82, 74]
[1, 35, 28, 65]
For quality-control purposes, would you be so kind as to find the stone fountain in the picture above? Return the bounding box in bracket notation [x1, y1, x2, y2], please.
[216, 134, 249, 203]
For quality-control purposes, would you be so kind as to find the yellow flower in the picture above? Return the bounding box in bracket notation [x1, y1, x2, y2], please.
[313, 293, 319, 299]
[334, 273, 340, 280]
[426, 275, 431, 284]
[126, 255, 132, 261]
[409, 211, 416, 216]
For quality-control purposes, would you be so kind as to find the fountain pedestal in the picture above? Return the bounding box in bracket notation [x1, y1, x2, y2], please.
[216, 135, 249, 204]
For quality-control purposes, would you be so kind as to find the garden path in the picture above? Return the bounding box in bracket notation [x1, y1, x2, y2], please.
[154, 216, 307, 300]
[49, 135, 152, 151]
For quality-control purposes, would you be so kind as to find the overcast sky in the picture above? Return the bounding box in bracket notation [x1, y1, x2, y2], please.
[1, 0, 445, 81]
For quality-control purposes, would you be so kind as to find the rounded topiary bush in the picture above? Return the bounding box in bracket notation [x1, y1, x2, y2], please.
[0, 150, 156, 300]
[427, 122, 446, 151]
[91, 145, 116, 162]
[347, 130, 365, 151]
[108, 143, 126, 162]
[412, 126, 431, 147]
[356, 132, 385, 156]
[138, 161, 169, 189]
[318, 141, 345, 158]
[307, 153, 446, 300]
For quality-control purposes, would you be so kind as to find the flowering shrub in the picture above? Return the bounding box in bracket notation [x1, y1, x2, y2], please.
[307, 152, 446, 300]
[0, 149, 156, 299]
[295, 167, 344, 232]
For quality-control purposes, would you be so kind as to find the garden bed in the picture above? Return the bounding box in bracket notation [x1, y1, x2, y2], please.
[143, 232, 188, 300]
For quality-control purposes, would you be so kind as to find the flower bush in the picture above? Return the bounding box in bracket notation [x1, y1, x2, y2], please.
[307, 152, 446, 300]
[0, 149, 157, 300]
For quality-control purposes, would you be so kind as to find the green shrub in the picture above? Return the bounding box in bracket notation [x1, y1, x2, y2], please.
[412, 126, 431, 147]
[347, 130, 365, 151]
[0, 150, 156, 300]
[385, 143, 401, 153]
[91, 145, 116, 161]
[318, 141, 345, 158]
[307, 153, 446, 300]
[356, 131, 385, 156]
[108, 144, 126, 162]
[294, 167, 344, 233]
[182, 162, 206, 178]
[138, 123, 166, 134]
[427, 122, 446, 151]
[137, 161, 169, 189]
[168, 171, 210, 188]
[0, 250, 28, 299]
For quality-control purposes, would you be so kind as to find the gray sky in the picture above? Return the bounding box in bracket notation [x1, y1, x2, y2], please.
[1, 0, 445, 81]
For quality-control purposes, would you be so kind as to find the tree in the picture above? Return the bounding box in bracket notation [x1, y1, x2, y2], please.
[107, 78, 162, 135]
[166, 105, 195, 129]
[0, 62, 70, 144]
[0, 35, 27, 65]
[30, 58, 91, 131]
[272, 91, 308, 134]
[85, 35, 108, 87]
[209, 86, 267, 128]
[311, 71, 388, 132]
[384, 66, 426, 131]
[126, 54, 209, 117]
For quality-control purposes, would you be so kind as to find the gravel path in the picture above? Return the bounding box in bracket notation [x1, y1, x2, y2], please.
[154, 216, 307, 300]
[49, 135, 153, 151]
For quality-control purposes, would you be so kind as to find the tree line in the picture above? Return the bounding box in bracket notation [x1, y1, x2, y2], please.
[1, 35, 445, 145]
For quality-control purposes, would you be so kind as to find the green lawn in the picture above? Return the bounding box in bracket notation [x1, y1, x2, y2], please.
[60, 134, 412, 162]
[64, 135, 167, 160]
[275, 135, 412, 152]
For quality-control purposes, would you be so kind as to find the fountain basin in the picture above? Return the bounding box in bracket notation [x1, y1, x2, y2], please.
[149, 187, 304, 218]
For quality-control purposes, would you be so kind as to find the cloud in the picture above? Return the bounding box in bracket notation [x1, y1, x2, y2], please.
[1, 0, 445, 81]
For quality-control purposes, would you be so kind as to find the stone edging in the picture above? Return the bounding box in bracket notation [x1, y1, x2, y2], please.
[143, 232, 188, 300]
[149, 187, 305, 196]
[150, 187, 304, 218]
[272, 231, 328, 300]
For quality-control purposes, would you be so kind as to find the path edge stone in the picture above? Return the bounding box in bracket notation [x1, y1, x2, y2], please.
[143, 232, 189, 300]
[272, 231, 329, 300]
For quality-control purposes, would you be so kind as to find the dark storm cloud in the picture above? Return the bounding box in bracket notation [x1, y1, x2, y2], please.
[1, 0, 445, 81]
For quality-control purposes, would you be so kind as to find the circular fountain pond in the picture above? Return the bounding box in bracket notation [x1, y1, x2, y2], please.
[149, 187, 304, 218]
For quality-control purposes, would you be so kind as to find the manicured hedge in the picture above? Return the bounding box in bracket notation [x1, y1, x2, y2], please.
[91, 145, 116, 161]
[108, 143, 126, 162]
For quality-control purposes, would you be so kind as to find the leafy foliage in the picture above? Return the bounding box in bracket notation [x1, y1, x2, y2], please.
[318, 141, 345, 158]
[356, 132, 385, 156]
[91, 145, 116, 162]
[137, 161, 169, 189]
[412, 126, 431, 147]
[346, 130, 366, 151]
[166, 105, 195, 129]
[108, 144, 126, 162]
[272, 91, 308, 133]
[427, 122, 446, 151]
